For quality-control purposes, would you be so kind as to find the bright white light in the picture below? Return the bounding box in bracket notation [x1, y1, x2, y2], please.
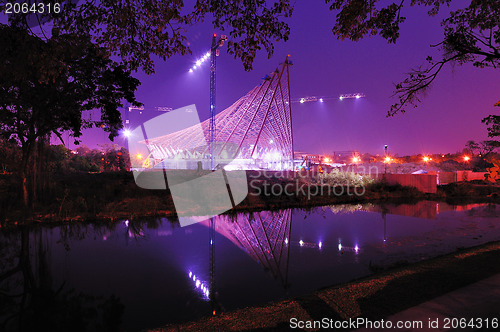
[123, 129, 132, 138]
[356, 95, 360, 99]
[354, 245, 359, 253]
[196, 60, 202, 66]
[193, 275, 196, 281]
[299, 240, 304, 246]
[285, 238, 288, 245]
[189, 68, 193, 73]
[189, 271, 192, 278]
[339, 96, 343, 101]
[318, 241, 323, 249]
[319, 98, 323, 102]
[270, 139, 274, 144]
[205, 51, 211, 57]
[124, 219, 129, 227]
[338, 243, 342, 251]
[300, 98, 305, 103]
[193, 65, 197, 70]
[196, 280, 200, 288]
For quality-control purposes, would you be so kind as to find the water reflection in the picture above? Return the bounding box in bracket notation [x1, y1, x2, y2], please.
[1, 201, 499, 331]
[0, 227, 124, 332]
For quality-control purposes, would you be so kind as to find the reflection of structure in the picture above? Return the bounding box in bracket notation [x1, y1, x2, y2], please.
[141, 58, 294, 171]
[203, 210, 292, 287]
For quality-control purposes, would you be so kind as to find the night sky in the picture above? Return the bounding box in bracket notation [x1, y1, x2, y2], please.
[8, 2, 500, 156]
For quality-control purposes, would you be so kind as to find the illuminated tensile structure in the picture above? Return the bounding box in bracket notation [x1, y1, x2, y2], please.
[140, 58, 294, 171]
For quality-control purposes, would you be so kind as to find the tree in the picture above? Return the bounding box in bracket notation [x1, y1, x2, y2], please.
[465, 139, 500, 157]
[0, 25, 141, 206]
[3, 0, 294, 73]
[482, 101, 500, 138]
[326, 0, 500, 116]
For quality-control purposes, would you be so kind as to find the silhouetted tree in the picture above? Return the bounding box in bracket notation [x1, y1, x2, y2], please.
[0, 25, 141, 206]
[3, 0, 294, 73]
[326, 0, 499, 115]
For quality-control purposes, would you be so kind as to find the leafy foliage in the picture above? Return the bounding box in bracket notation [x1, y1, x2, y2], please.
[326, 0, 499, 116]
[0, 25, 141, 158]
[4, 0, 294, 73]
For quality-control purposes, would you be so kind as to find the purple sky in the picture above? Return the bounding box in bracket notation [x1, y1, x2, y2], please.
[35, 2, 500, 155]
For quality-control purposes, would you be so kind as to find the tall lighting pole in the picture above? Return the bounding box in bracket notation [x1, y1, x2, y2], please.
[209, 33, 227, 170]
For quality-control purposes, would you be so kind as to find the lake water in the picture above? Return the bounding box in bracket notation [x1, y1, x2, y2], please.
[1, 201, 500, 331]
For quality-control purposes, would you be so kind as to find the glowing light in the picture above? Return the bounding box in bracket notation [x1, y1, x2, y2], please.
[324, 158, 331, 163]
[193, 65, 197, 70]
[189, 68, 193, 73]
[319, 98, 324, 102]
[338, 243, 342, 251]
[384, 156, 391, 163]
[318, 241, 323, 249]
[196, 60, 202, 66]
[423, 156, 430, 162]
[189, 271, 192, 278]
[122, 129, 132, 138]
[192, 275, 196, 281]
[354, 245, 359, 253]
[196, 280, 200, 288]
[299, 240, 304, 246]
[299, 98, 305, 104]
[356, 95, 360, 99]
[124, 219, 129, 227]
[352, 156, 360, 163]
[464, 156, 470, 161]
[136, 154, 143, 160]
[339, 96, 343, 101]
[270, 139, 274, 144]
[205, 51, 211, 57]
[285, 238, 288, 245]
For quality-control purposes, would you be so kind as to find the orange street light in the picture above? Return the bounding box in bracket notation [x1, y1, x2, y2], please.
[423, 156, 430, 162]
[136, 154, 143, 160]
[352, 156, 360, 163]
[463, 156, 470, 162]
[384, 156, 392, 163]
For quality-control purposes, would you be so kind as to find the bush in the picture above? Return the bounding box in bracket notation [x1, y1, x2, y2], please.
[318, 169, 375, 187]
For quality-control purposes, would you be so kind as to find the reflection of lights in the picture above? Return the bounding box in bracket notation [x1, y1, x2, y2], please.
[319, 98, 323, 102]
[356, 95, 360, 99]
[285, 238, 288, 245]
[354, 245, 359, 253]
[299, 240, 304, 246]
[300, 98, 305, 103]
[124, 219, 129, 227]
[338, 243, 342, 251]
[318, 241, 323, 249]
[188, 272, 209, 299]
[339, 96, 343, 101]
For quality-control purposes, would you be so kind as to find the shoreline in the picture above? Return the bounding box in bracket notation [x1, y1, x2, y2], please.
[1, 171, 500, 228]
[150, 240, 500, 331]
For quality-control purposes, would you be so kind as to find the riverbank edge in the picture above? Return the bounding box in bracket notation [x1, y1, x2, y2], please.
[1, 171, 500, 228]
[150, 240, 500, 332]
[2, 185, 500, 229]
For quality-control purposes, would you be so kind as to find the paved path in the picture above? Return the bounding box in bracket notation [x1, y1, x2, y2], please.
[357, 274, 500, 331]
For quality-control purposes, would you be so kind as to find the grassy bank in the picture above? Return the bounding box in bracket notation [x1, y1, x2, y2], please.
[1, 171, 500, 227]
